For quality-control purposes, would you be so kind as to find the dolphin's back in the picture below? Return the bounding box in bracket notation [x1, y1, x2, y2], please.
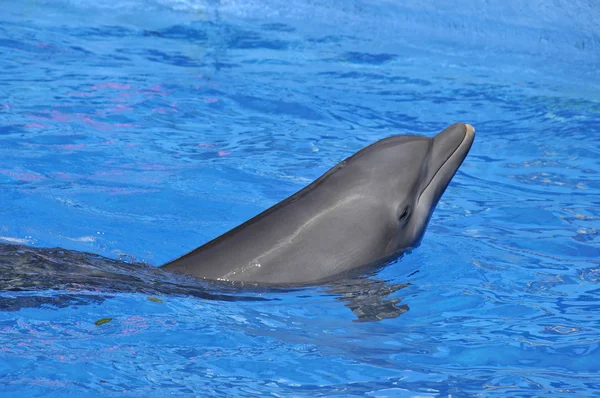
[162, 160, 391, 283]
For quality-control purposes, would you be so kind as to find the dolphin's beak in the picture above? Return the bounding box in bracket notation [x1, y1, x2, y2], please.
[418, 122, 475, 207]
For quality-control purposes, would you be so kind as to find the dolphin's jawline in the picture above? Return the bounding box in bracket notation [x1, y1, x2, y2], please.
[418, 125, 472, 204]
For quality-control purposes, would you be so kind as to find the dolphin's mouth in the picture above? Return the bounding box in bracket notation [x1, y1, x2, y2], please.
[418, 123, 475, 205]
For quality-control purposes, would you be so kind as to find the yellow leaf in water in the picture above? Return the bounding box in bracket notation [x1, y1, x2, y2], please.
[94, 318, 113, 326]
[147, 297, 163, 303]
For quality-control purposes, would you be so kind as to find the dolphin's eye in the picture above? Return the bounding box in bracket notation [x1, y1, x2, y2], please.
[399, 206, 411, 221]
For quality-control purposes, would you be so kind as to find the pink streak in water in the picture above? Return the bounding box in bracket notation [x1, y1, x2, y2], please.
[117, 315, 149, 335]
[107, 187, 157, 195]
[50, 110, 71, 121]
[140, 177, 162, 183]
[24, 123, 46, 128]
[152, 107, 177, 114]
[0, 169, 45, 182]
[124, 316, 147, 327]
[218, 151, 232, 156]
[138, 163, 167, 171]
[110, 93, 133, 103]
[81, 117, 139, 131]
[94, 169, 127, 177]
[204, 97, 219, 103]
[92, 82, 132, 90]
[106, 104, 133, 113]
[27, 114, 47, 120]
[14, 378, 69, 388]
[58, 144, 87, 151]
[53, 172, 73, 179]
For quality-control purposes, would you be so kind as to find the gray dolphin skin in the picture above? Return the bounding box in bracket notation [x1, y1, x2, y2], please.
[162, 122, 475, 285]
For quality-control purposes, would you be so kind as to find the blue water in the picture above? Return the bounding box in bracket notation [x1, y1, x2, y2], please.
[1, 0, 599, 396]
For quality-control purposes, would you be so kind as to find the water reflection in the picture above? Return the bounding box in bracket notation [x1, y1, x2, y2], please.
[327, 276, 410, 322]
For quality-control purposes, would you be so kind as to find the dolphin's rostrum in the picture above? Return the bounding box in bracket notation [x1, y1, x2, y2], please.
[163, 123, 475, 285]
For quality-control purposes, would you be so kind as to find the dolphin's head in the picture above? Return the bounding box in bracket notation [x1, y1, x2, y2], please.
[349, 122, 475, 255]
[408, 122, 474, 244]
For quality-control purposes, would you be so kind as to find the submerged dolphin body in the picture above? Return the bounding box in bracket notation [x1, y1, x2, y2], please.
[163, 123, 475, 285]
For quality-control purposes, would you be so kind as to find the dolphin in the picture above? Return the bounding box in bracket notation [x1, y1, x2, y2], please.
[162, 122, 475, 285]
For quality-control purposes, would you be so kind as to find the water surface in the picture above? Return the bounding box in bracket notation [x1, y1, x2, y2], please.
[0, 0, 599, 396]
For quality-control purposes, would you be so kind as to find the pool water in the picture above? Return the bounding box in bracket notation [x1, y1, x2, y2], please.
[1, 0, 599, 396]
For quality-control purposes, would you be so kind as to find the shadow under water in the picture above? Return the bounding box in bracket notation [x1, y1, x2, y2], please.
[0, 243, 410, 322]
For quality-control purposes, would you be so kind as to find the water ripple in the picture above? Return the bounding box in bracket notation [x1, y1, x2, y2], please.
[1, 0, 599, 396]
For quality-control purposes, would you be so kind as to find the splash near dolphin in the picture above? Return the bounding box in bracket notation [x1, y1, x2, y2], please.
[163, 123, 475, 284]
